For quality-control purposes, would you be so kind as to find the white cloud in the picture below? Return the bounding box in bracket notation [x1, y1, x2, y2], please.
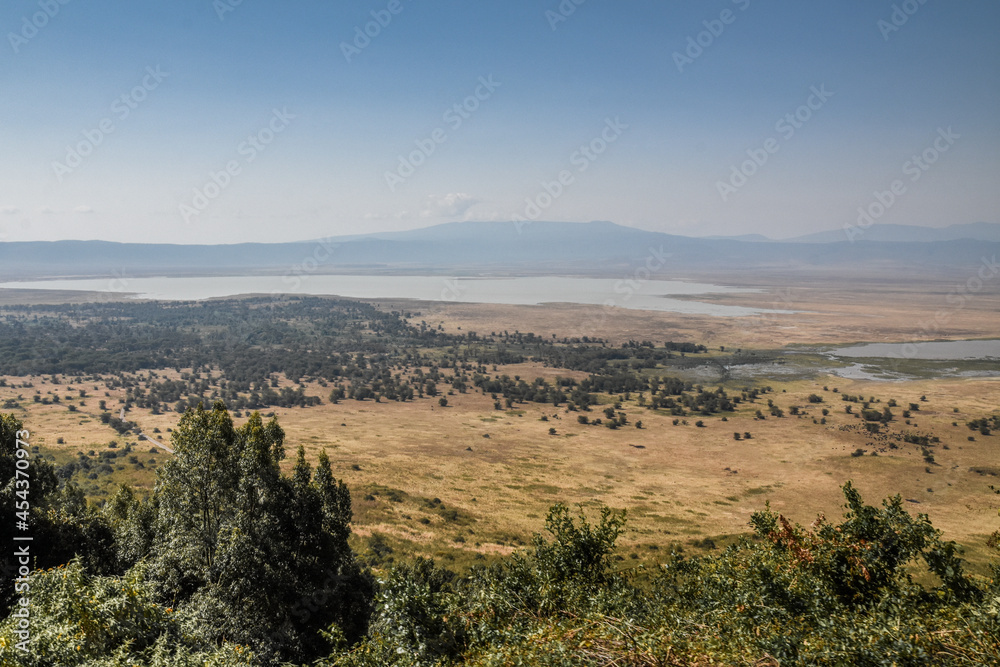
[74, 205, 94, 214]
[419, 192, 479, 219]
[378, 193, 483, 222]
[1, 206, 19, 215]
[465, 208, 510, 222]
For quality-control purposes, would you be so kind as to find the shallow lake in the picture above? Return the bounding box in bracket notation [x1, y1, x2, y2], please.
[0, 275, 789, 317]
[831, 339, 1000, 361]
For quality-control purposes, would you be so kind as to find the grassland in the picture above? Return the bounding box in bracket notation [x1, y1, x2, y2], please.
[2, 271, 997, 572]
[5, 364, 997, 573]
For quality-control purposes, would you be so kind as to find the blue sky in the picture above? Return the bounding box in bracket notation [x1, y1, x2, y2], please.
[1, 0, 998, 243]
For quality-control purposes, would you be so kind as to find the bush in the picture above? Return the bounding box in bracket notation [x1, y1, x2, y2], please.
[0, 560, 256, 666]
[327, 487, 994, 666]
[861, 408, 883, 422]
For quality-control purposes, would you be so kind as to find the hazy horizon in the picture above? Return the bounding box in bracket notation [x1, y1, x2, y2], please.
[2, 218, 999, 247]
[2, 6, 999, 661]
[2, 2, 998, 245]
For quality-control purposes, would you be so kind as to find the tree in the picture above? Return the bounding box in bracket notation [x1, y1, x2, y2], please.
[148, 402, 372, 663]
[152, 401, 242, 595]
[749, 482, 981, 605]
[0, 558, 256, 667]
[104, 484, 157, 569]
[2, 413, 117, 616]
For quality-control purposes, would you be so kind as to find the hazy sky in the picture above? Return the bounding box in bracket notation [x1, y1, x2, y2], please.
[2, 1, 998, 244]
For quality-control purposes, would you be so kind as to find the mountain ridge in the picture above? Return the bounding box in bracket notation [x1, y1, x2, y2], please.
[781, 221, 1000, 244]
[1, 220, 996, 281]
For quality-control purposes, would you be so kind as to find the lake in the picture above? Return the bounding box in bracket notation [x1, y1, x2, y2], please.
[0, 274, 787, 317]
[831, 339, 1000, 361]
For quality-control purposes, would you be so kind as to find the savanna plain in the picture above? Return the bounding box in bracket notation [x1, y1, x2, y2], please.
[3, 269, 997, 573]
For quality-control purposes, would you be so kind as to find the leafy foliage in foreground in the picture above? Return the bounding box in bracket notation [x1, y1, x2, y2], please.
[2, 405, 998, 666]
[0, 560, 255, 666]
[144, 403, 372, 662]
[1, 414, 121, 617]
[1, 406, 371, 666]
[330, 489, 998, 667]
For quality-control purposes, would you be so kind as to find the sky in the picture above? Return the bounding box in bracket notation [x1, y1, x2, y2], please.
[1, 0, 998, 244]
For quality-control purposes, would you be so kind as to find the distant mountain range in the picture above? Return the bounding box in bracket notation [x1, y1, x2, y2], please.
[1, 220, 997, 281]
[781, 222, 1000, 244]
[700, 222, 1000, 243]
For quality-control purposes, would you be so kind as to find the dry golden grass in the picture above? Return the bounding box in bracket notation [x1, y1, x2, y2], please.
[5, 366, 997, 571]
[2, 271, 997, 569]
[376, 269, 1000, 349]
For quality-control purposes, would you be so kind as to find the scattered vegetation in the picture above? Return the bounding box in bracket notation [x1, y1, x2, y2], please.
[3, 407, 998, 665]
[2, 298, 998, 664]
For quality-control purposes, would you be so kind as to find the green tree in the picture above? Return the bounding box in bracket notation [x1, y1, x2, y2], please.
[0, 558, 255, 666]
[2, 413, 116, 615]
[151, 402, 242, 596]
[148, 402, 372, 663]
[104, 483, 158, 569]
